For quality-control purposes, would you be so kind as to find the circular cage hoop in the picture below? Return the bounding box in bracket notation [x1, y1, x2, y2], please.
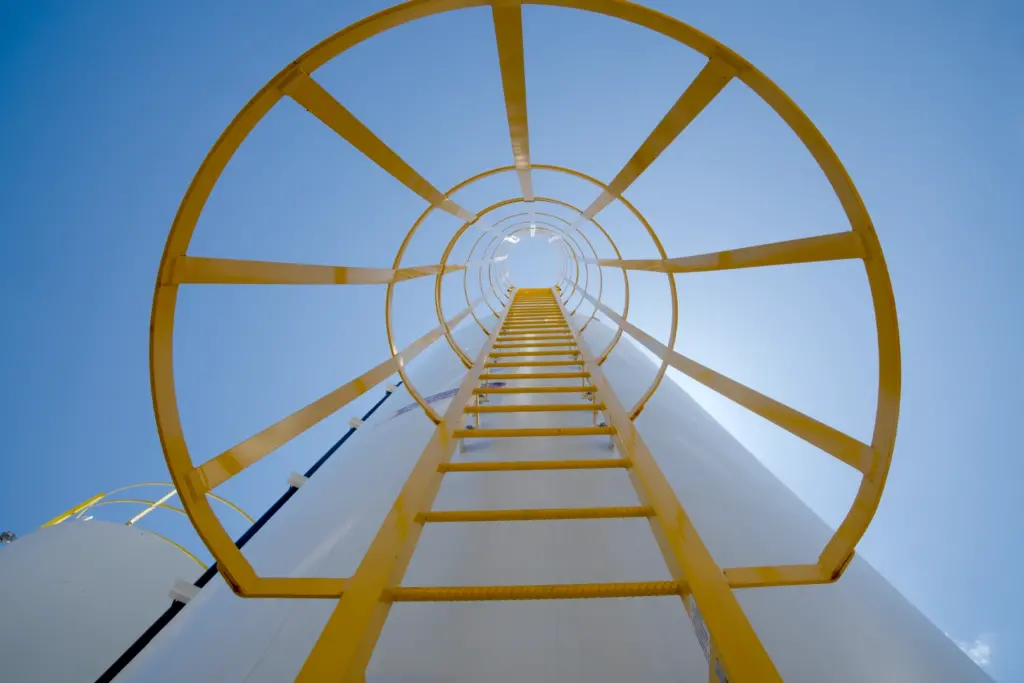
[149, 1, 901, 676]
[389, 162, 665, 425]
[41, 482, 254, 570]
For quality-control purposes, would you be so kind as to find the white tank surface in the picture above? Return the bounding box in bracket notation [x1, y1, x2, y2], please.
[112, 316, 990, 683]
[0, 519, 200, 683]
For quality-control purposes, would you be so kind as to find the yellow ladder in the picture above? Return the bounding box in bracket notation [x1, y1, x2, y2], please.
[294, 287, 782, 683]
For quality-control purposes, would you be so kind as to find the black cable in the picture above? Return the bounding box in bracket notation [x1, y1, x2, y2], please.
[93, 382, 403, 682]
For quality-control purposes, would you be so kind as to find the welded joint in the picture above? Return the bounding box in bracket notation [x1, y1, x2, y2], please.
[169, 578, 200, 604]
[828, 551, 856, 581]
[598, 420, 615, 449]
[287, 472, 309, 489]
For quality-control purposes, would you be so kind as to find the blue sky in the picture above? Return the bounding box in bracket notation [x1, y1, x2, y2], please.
[1, 0, 1021, 679]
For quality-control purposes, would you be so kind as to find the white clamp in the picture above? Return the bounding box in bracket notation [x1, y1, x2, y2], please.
[287, 472, 309, 489]
[348, 417, 365, 429]
[385, 383, 399, 394]
[169, 578, 200, 604]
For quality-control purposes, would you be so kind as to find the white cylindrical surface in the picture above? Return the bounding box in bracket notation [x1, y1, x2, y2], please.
[0, 520, 201, 683]
[113, 316, 991, 682]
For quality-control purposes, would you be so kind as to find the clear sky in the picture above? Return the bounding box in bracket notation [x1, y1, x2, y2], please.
[1, 0, 1021, 680]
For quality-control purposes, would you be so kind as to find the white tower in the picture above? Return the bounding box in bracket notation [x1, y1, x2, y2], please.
[111, 310, 992, 682]
[0, 519, 200, 682]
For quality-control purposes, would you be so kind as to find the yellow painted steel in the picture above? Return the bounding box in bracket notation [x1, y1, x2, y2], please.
[503, 311, 561, 317]
[387, 581, 683, 602]
[492, 341, 576, 348]
[191, 298, 486, 494]
[503, 317, 563, 323]
[293, 291, 514, 682]
[42, 494, 105, 527]
[497, 337, 573, 343]
[493, 0, 532, 199]
[464, 403, 605, 413]
[148, 1, 903, 679]
[580, 57, 736, 220]
[139, 529, 209, 570]
[69, 497, 188, 518]
[167, 256, 467, 286]
[41, 483, 254, 574]
[597, 231, 865, 274]
[499, 325, 569, 331]
[434, 203, 589, 373]
[471, 385, 594, 394]
[45, 483, 254, 527]
[578, 286, 888, 585]
[499, 328, 570, 335]
[418, 506, 650, 523]
[478, 371, 588, 378]
[280, 69, 474, 222]
[502, 319, 570, 325]
[453, 426, 615, 438]
[488, 349, 577, 357]
[439, 458, 629, 472]
[485, 360, 584, 367]
[417, 177, 638, 409]
[480, 225, 581, 316]
[556, 290, 782, 682]
[433, 198, 546, 370]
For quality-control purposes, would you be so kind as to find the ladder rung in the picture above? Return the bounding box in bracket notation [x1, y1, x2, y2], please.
[464, 403, 605, 413]
[504, 320, 567, 325]
[503, 321, 567, 326]
[505, 317, 563, 322]
[485, 361, 584, 367]
[454, 426, 614, 438]
[493, 342, 575, 348]
[418, 505, 651, 523]
[489, 350, 577, 358]
[497, 334, 574, 341]
[439, 458, 629, 472]
[387, 581, 682, 602]
[478, 372, 589, 379]
[472, 385, 594, 394]
[501, 327, 570, 333]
